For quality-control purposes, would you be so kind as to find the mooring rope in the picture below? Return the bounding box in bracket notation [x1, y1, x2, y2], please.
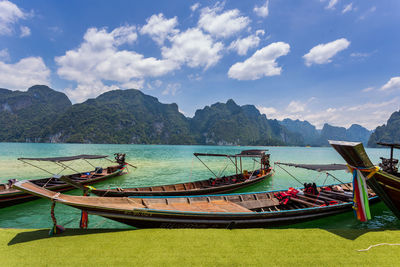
[357, 243, 400, 252]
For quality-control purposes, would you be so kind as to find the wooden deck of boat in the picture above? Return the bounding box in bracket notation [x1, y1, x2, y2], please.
[14, 181, 368, 215]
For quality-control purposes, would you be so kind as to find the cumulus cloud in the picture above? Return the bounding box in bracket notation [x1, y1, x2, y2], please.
[198, 4, 250, 38]
[162, 28, 223, 69]
[362, 87, 374, 93]
[257, 98, 399, 130]
[140, 13, 179, 45]
[56, 26, 179, 102]
[162, 82, 180, 96]
[191, 3, 200, 12]
[254, 0, 269, 17]
[0, 0, 28, 35]
[0, 57, 50, 90]
[286, 100, 306, 113]
[303, 38, 350, 66]
[0, 48, 10, 61]
[19, 25, 30, 37]
[325, 0, 339, 10]
[228, 30, 264, 56]
[342, 3, 353, 14]
[228, 42, 290, 80]
[380, 77, 400, 91]
[359, 6, 376, 20]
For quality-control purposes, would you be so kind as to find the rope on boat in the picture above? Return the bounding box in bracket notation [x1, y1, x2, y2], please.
[357, 243, 400, 252]
[49, 201, 65, 236]
[274, 162, 304, 186]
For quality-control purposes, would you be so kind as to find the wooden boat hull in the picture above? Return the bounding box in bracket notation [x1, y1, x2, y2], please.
[84, 199, 379, 229]
[90, 168, 273, 197]
[0, 169, 123, 209]
[330, 140, 400, 219]
[13, 180, 378, 229]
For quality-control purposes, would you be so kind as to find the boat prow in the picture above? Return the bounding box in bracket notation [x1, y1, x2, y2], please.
[329, 140, 400, 219]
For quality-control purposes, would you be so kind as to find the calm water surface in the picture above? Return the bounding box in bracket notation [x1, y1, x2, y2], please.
[0, 143, 399, 229]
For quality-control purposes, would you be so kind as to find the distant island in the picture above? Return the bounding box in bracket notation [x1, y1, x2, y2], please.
[1, 85, 390, 147]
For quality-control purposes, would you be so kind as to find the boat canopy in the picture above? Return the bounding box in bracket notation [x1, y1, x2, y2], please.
[275, 162, 347, 172]
[377, 142, 400, 149]
[18, 154, 108, 162]
[194, 149, 267, 158]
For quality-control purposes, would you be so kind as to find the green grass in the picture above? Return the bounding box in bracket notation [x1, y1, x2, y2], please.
[1, 228, 400, 266]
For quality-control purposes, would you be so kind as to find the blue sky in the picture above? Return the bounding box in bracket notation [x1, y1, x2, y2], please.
[0, 0, 399, 130]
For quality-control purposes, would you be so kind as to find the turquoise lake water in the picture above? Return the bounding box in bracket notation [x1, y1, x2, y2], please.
[0, 143, 399, 229]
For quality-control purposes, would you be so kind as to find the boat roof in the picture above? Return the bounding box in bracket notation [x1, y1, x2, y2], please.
[194, 149, 267, 158]
[377, 142, 400, 149]
[275, 162, 348, 172]
[18, 154, 108, 162]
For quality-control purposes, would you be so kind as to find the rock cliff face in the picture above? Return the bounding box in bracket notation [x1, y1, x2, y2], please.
[0, 85, 374, 146]
[280, 119, 320, 146]
[368, 110, 400, 147]
[279, 120, 372, 146]
[190, 99, 302, 146]
[0, 85, 71, 142]
[47, 89, 195, 144]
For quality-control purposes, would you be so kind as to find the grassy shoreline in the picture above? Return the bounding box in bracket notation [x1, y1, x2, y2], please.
[1, 228, 400, 266]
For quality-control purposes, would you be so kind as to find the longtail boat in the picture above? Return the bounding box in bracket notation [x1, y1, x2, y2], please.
[330, 140, 400, 219]
[0, 153, 129, 209]
[61, 150, 273, 197]
[13, 163, 378, 229]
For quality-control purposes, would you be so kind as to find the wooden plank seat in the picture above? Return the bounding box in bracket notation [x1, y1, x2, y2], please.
[236, 198, 280, 210]
[142, 199, 251, 213]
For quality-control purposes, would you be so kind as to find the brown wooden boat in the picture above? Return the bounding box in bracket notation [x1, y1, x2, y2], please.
[62, 150, 274, 197]
[330, 140, 400, 219]
[13, 179, 378, 229]
[0, 154, 128, 209]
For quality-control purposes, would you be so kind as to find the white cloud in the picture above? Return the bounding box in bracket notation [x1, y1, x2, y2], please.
[188, 73, 202, 81]
[359, 6, 376, 20]
[162, 28, 223, 69]
[325, 0, 339, 10]
[140, 13, 179, 45]
[65, 82, 120, 103]
[19, 25, 30, 37]
[257, 98, 400, 130]
[286, 100, 306, 113]
[162, 82, 180, 96]
[350, 52, 370, 58]
[254, 0, 269, 17]
[0, 48, 10, 61]
[198, 4, 250, 38]
[303, 38, 350, 66]
[56, 26, 179, 102]
[228, 30, 264, 56]
[0, 0, 28, 35]
[146, 79, 163, 90]
[342, 3, 353, 14]
[362, 86, 374, 93]
[228, 42, 290, 80]
[0, 57, 50, 90]
[257, 106, 277, 117]
[191, 3, 200, 12]
[380, 77, 400, 91]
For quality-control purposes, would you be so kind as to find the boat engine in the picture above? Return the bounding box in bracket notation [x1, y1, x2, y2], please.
[379, 157, 399, 176]
[114, 153, 126, 166]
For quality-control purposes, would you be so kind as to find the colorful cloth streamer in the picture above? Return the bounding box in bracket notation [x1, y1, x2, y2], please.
[49, 201, 65, 236]
[347, 165, 379, 222]
[79, 189, 92, 229]
[80, 210, 89, 229]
